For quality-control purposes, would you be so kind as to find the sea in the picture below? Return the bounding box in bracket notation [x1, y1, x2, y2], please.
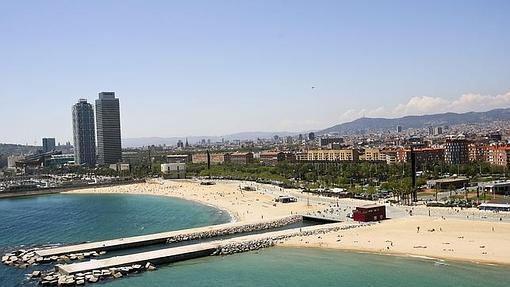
[0, 193, 508, 287]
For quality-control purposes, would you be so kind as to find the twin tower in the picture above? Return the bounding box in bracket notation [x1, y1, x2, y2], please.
[72, 92, 122, 167]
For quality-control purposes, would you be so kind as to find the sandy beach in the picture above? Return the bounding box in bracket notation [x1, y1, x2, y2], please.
[65, 179, 510, 266]
[66, 179, 321, 222]
[282, 216, 510, 265]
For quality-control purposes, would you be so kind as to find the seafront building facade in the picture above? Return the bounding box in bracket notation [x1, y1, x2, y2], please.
[72, 99, 96, 167]
[95, 92, 122, 165]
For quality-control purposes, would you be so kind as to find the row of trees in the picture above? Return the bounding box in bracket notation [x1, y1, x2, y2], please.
[30, 158, 508, 204]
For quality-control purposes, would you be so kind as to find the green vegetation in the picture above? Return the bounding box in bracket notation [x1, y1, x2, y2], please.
[13, 153, 508, 205]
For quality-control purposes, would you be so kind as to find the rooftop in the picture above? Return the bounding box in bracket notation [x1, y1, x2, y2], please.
[357, 204, 385, 209]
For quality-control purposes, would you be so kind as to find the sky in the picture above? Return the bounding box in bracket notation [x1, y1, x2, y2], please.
[1, 0, 510, 145]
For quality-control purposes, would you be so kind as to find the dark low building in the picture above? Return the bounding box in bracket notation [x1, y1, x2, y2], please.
[229, 152, 253, 165]
[259, 151, 285, 165]
[427, 177, 469, 190]
[353, 205, 386, 222]
[167, 154, 192, 163]
[275, 195, 297, 203]
[320, 137, 344, 147]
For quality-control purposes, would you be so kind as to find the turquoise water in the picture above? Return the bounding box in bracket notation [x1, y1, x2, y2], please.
[107, 247, 510, 287]
[1, 194, 509, 287]
[0, 194, 231, 286]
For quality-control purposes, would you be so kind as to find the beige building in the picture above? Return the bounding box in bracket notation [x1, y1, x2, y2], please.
[486, 146, 510, 166]
[360, 148, 382, 161]
[109, 163, 130, 172]
[192, 153, 228, 164]
[295, 151, 307, 161]
[380, 149, 398, 164]
[305, 149, 359, 161]
[161, 163, 186, 179]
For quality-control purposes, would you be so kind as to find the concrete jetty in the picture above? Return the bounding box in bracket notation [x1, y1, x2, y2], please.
[57, 222, 348, 275]
[57, 242, 220, 274]
[35, 216, 301, 258]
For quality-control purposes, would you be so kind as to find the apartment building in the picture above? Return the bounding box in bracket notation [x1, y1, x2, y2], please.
[305, 149, 359, 161]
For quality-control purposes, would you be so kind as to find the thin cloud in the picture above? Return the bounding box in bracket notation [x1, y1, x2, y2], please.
[339, 91, 510, 122]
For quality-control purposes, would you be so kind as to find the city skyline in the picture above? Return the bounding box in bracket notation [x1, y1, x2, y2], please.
[4, 95, 510, 147]
[1, 1, 510, 144]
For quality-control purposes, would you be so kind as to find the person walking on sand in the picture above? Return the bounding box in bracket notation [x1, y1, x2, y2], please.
[417, 226, 420, 233]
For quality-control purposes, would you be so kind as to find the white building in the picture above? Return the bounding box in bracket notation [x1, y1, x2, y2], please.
[7, 155, 24, 170]
[109, 163, 130, 172]
[478, 181, 510, 195]
[161, 163, 186, 179]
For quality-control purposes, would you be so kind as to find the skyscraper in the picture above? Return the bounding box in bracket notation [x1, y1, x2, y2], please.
[72, 99, 96, 166]
[95, 92, 122, 165]
[42, 138, 56, 152]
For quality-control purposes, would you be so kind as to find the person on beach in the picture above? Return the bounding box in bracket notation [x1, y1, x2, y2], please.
[417, 226, 420, 233]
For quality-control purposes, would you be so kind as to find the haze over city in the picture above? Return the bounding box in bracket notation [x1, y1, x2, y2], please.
[1, 0, 510, 144]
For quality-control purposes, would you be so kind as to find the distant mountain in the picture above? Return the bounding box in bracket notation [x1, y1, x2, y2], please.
[319, 108, 510, 135]
[122, 131, 302, 148]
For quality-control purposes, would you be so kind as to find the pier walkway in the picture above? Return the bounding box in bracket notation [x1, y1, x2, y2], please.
[57, 242, 220, 274]
[35, 216, 301, 258]
[57, 223, 344, 275]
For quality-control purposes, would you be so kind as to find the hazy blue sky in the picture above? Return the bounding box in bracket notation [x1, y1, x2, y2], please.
[1, 0, 510, 145]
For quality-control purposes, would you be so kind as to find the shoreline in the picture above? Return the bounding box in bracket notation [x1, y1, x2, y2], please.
[64, 183, 243, 223]
[63, 179, 510, 266]
[279, 242, 510, 267]
[0, 180, 144, 199]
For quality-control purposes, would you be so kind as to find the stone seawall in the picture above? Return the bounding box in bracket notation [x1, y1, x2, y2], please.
[214, 223, 368, 255]
[166, 215, 303, 244]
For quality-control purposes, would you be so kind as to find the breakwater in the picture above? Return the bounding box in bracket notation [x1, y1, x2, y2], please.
[2, 212, 368, 286]
[31, 222, 367, 286]
[215, 223, 369, 255]
[165, 215, 302, 244]
[2, 216, 304, 269]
